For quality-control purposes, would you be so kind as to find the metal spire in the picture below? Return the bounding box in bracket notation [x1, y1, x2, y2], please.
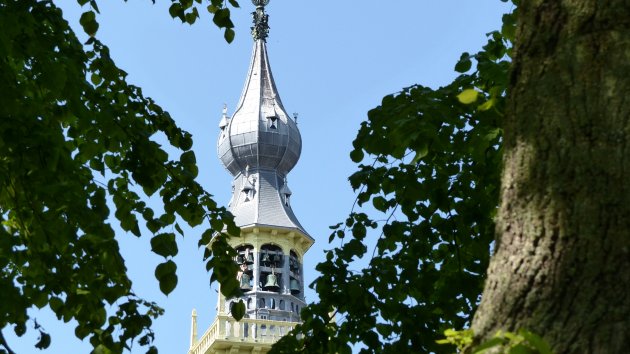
[217, 0, 309, 237]
[251, 0, 270, 41]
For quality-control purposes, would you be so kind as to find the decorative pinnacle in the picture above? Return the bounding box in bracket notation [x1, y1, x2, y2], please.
[251, 0, 270, 41]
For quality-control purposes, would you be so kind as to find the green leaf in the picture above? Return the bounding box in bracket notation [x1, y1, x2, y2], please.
[185, 11, 197, 25]
[89, 0, 100, 14]
[231, 300, 246, 321]
[155, 260, 178, 295]
[226, 222, 240, 236]
[372, 196, 388, 212]
[350, 149, 364, 163]
[174, 223, 184, 236]
[90, 73, 102, 85]
[455, 52, 473, 73]
[14, 323, 26, 337]
[79, 11, 99, 36]
[180, 150, 196, 164]
[473, 337, 505, 353]
[169, 3, 183, 20]
[150, 233, 178, 257]
[478, 98, 495, 111]
[412, 142, 429, 164]
[520, 329, 552, 354]
[224, 28, 235, 43]
[457, 88, 479, 104]
[93, 344, 115, 354]
[35, 332, 51, 349]
[212, 8, 233, 29]
[49, 297, 64, 313]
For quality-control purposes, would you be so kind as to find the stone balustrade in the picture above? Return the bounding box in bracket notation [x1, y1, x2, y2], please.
[188, 315, 296, 354]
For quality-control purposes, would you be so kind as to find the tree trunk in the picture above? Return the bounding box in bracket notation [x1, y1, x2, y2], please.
[471, 1, 630, 353]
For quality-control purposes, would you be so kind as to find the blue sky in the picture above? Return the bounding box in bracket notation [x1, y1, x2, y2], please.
[8, 1, 510, 353]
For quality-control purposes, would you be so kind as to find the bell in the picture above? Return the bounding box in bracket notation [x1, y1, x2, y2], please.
[239, 273, 252, 291]
[263, 273, 279, 291]
[235, 255, 244, 264]
[290, 278, 300, 295]
[261, 253, 270, 266]
[246, 252, 254, 264]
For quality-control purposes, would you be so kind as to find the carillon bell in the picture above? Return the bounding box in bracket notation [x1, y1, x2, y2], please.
[289, 278, 300, 295]
[236, 255, 244, 264]
[263, 273, 279, 291]
[246, 252, 254, 264]
[261, 253, 271, 266]
[240, 273, 252, 291]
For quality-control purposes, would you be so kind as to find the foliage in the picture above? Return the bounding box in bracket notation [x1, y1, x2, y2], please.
[272, 4, 515, 354]
[0, 0, 241, 353]
[438, 329, 552, 354]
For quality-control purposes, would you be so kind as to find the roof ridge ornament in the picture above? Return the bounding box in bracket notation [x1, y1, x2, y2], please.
[251, 0, 270, 41]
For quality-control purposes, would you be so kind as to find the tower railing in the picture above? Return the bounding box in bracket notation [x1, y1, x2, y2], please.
[188, 315, 297, 354]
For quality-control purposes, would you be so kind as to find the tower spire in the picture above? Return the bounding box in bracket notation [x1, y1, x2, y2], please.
[217, 0, 309, 236]
[189, 2, 314, 353]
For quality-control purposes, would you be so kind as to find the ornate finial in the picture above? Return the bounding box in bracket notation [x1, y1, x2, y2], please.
[189, 308, 198, 348]
[251, 0, 270, 41]
[219, 104, 229, 133]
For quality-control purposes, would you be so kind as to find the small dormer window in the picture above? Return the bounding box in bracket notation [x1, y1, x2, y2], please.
[280, 177, 292, 206]
[267, 115, 278, 130]
[242, 166, 256, 202]
[243, 183, 255, 202]
[283, 193, 290, 206]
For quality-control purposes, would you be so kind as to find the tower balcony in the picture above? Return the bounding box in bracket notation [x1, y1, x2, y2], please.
[188, 315, 297, 354]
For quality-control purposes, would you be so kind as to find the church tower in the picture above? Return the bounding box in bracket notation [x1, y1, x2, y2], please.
[188, 1, 314, 353]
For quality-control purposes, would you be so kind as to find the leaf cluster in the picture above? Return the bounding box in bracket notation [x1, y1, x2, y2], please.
[272, 6, 516, 354]
[0, 0, 241, 352]
[437, 328, 552, 354]
[167, 0, 241, 42]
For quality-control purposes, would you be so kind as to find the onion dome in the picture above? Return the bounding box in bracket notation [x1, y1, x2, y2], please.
[216, 23, 301, 177]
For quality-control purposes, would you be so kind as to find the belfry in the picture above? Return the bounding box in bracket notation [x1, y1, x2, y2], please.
[188, 1, 314, 353]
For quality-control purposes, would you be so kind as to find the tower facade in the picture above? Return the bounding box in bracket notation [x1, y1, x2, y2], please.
[188, 1, 313, 353]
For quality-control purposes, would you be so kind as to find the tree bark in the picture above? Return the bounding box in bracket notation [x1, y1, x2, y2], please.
[471, 1, 630, 353]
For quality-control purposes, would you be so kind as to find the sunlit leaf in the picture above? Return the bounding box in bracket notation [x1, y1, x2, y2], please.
[457, 88, 480, 104]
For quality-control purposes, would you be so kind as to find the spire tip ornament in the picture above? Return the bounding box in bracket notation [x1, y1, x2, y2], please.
[251, 0, 270, 7]
[251, 0, 270, 41]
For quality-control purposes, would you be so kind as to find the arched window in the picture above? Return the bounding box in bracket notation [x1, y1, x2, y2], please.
[289, 250, 300, 275]
[260, 244, 284, 268]
[260, 244, 284, 293]
[259, 298, 266, 308]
